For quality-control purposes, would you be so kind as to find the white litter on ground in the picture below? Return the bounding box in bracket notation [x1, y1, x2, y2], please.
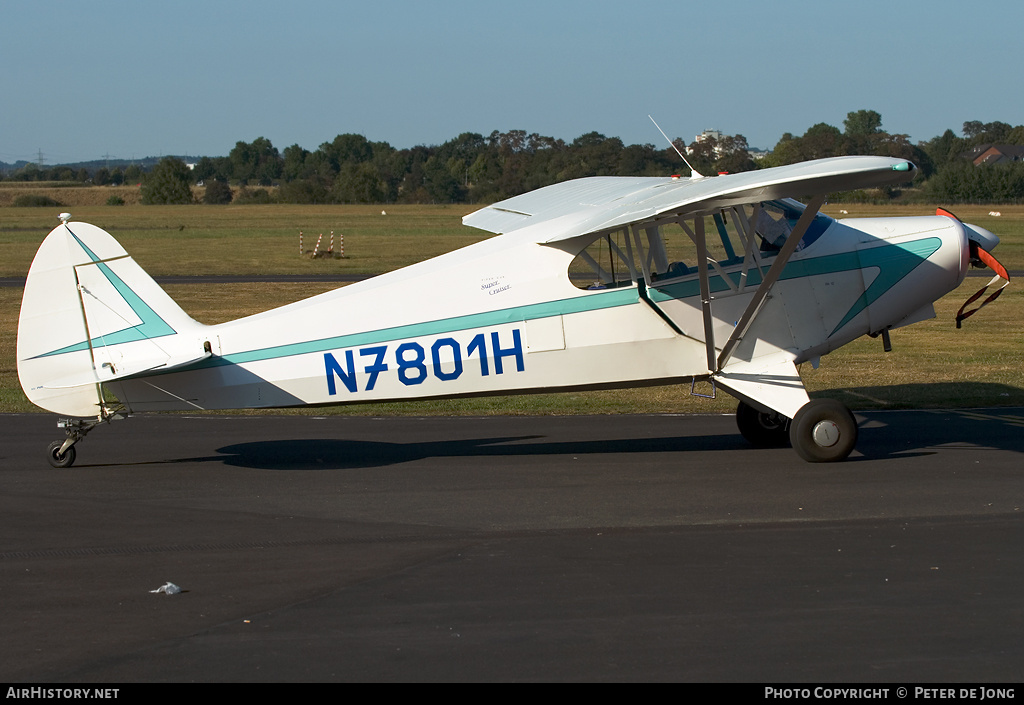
[150, 582, 182, 595]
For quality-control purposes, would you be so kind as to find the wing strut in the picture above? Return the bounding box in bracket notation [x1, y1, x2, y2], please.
[716, 194, 827, 371]
[693, 216, 717, 372]
[675, 216, 718, 372]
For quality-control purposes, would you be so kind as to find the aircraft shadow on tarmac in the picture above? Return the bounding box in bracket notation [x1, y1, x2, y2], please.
[212, 433, 751, 470]
[206, 405, 1024, 470]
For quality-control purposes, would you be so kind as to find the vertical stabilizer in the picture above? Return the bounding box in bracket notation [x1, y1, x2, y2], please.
[17, 220, 207, 417]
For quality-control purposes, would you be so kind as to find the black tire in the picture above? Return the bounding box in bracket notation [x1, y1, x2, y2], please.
[788, 399, 858, 463]
[736, 401, 790, 448]
[47, 440, 76, 468]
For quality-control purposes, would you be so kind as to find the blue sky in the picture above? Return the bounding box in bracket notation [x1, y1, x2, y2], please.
[2, 0, 1020, 164]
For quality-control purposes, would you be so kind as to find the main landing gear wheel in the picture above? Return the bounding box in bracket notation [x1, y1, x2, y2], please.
[789, 399, 858, 463]
[736, 401, 791, 448]
[47, 440, 77, 469]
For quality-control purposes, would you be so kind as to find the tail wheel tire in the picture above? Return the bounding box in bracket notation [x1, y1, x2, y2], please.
[736, 401, 790, 448]
[789, 399, 858, 463]
[47, 440, 76, 469]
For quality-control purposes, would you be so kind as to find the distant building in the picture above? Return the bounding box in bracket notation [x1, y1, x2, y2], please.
[963, 144, 1024, 166]
[689, 129, 769, 160]
[690, 129, 726, 158]
[694, 129, 723, 144]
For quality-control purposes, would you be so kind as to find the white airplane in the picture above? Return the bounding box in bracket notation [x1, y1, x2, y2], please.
[17, 156, 1008, 468]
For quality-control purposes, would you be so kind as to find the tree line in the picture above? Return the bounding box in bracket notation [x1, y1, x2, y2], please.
[3, 162, 147, 186]
[6, 111, 1024, 204]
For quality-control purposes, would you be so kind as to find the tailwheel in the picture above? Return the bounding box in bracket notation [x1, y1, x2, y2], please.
[736, 401, 790, 448]
[47, 440, 77, 468]
[789, 399, 858, 462]
[46, 412, 124, 469]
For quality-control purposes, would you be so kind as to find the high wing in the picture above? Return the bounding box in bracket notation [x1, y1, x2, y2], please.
[463, 156, 916, 241]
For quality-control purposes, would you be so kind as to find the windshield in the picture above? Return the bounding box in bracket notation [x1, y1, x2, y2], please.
[755, 199, 833, 252]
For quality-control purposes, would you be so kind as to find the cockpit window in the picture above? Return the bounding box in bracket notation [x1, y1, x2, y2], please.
[567, 198, 834, 291]
[755, 199, 833, 252]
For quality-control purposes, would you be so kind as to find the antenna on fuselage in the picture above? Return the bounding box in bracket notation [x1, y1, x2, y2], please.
[648, 115, 704, 179]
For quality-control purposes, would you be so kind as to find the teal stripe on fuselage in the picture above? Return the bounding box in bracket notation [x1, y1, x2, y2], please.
[208, 286, 642, 368]
[828, 237, 941, 333]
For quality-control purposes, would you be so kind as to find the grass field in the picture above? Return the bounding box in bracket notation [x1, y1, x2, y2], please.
[2, 199, 1021, 416]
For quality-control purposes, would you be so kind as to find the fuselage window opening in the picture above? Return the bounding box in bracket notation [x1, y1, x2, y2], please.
[566, 199, 834, 291]
[567, 228, 637, 290]
[640, 215, 746, 284]
[755, 199, 834, 253]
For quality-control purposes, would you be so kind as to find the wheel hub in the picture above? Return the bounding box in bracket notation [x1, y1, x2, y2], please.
[811, 420, 841, 447]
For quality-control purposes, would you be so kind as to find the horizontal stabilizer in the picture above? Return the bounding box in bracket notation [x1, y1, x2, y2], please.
[42, 349, 212, 389]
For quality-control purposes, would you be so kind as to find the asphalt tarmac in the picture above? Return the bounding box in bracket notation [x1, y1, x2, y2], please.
[2, 409, 1023, 682]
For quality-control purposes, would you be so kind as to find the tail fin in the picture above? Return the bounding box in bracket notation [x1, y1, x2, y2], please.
[17, 219, 210, 417]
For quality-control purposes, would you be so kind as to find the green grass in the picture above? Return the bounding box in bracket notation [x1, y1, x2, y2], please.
[0, 204, 483, 277]
[2, 202, 1022, 415]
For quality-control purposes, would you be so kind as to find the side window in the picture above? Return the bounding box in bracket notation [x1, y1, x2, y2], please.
[567, 200, 832, 290]
[567, 229, 637, 290]
[754, 200, 832, 252]
[568, 217, 745, 289]
[648, 216, 743, 283]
